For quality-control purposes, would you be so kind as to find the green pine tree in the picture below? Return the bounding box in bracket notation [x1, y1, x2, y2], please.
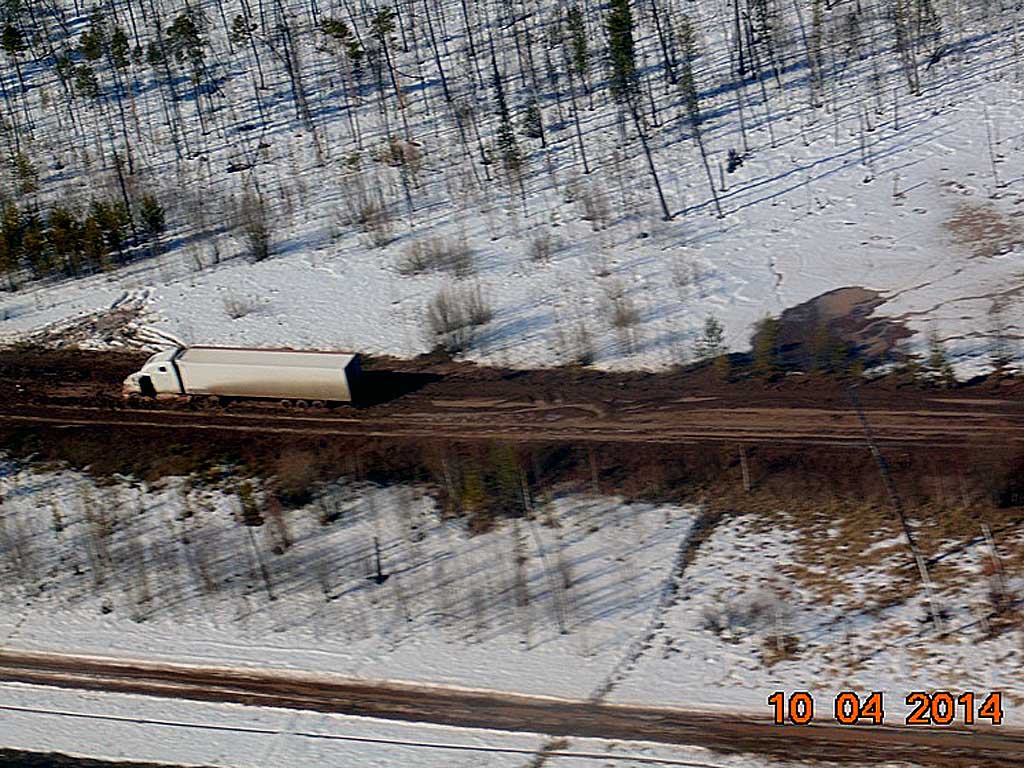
[566, 6, 589, 84]
[138, 194, 166, 239]
[79, 13, 106, 62]
[1, 22, 27, 92]
[48, 205, 83, 277]
[74, 64, 100, 99]
[22, 215, 51, 279]
[752, 316, 782, 379]
[109, 26, 131, 71]
[695, 315, 725, 360]
[606, 0, 638, 102]
[522, 97, 543, 139]
[491, 53, 522, 175]
[167, 8, 208, 84]
[81, 214, 107, 272]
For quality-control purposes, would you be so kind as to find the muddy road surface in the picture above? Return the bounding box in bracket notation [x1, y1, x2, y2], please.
[1, 649, 1021, 766]
[0, 349, 1023, 449]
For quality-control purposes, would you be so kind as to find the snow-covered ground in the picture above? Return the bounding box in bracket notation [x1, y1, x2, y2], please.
[0, 463, 698, 698]
[1, 1, 1022, 377]
[2, 462, 1021, 752]
[612, 513, 1024, 723]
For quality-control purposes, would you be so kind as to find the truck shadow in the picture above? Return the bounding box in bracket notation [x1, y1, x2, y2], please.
[352, 371, 444, 407]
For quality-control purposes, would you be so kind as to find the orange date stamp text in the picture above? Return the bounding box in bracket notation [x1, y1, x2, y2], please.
[768, 691, 1003, 726]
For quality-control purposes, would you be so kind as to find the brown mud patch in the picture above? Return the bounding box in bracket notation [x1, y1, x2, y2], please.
[764, 287, 912, 368]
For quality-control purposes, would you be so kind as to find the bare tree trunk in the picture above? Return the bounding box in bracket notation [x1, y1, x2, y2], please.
[628, 102, 672, 221]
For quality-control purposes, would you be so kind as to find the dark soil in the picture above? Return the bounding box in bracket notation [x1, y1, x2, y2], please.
[0, 751, 201, 768]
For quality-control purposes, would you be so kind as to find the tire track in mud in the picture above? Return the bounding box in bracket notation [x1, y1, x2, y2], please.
[1, 403, 1022, 449]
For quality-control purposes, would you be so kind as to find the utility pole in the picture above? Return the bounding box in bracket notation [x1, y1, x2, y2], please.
[849, 386, 942, 632]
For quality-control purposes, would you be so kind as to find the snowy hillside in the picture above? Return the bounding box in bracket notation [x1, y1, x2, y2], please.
[0, 0, 1022, 373]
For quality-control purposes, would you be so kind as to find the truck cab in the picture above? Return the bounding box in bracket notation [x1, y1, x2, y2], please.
[123, 349, 185, 398]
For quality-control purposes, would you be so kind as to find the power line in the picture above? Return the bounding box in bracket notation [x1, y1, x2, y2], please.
[0, 703, 729, 768]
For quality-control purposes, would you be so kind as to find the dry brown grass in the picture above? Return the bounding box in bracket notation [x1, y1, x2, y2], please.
[945, 202, 1024, 259]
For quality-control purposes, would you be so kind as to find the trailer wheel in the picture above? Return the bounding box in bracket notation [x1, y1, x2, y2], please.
[311, 400, 325, 410]
[294, 399, 309, 410]
[280, 399, 294, 409]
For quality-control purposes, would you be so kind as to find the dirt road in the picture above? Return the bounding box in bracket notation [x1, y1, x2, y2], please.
[0, 649, 1020, 766]
[0, 350, 1022, 448]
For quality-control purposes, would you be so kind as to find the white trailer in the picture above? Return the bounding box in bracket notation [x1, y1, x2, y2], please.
[123, 347, 361, 404]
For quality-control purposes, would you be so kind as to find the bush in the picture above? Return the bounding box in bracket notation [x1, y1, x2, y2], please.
[375, 135, 422, 174]
[398, 236, 473, 277]
[238, 189, 271, 262]
[701, 590, 791, 643]
[576, 184, 610, 229]
[569, 322, 594, 366]
[426, 283, 493, 353]
[273, 447, 319, 506]
[527, 229, 562, 263]
[927, 329, 956, 387]
[609, 294, 640, 330]
[223, 293, 259, 319]
[340, 189, 393, 248]
[694, 315, 725, 360]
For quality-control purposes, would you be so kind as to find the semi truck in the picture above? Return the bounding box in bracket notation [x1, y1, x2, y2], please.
[122, 347, 361, 405]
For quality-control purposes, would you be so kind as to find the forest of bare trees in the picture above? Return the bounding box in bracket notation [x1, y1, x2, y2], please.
[0, 0, 1013, 291]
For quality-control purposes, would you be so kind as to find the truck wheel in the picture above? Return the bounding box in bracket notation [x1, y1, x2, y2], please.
[311, 400, 325, 410]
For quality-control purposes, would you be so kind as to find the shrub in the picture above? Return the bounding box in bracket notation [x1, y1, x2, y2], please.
[528, 229, 562, 263]
[361, 198, 393, 247]
[609, 294, 640, 329]
[273, 447, 320, 505]
[570, 322, 594, 366]
[376, 135, 422, 174]
[426, 283, 493, 353]
[926, 329, 956, 387]
[398, 236, 473, 277]
[238, 189, 271, 262]
[577, 184, 610, 229]
[223, 293, 259, 319]
[694, 315, 725, 360]
[671, 257, 703, 293]
[340, 185, 393, 248]
[236, 482, 263, 526]
[465, 283, 494, 326]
